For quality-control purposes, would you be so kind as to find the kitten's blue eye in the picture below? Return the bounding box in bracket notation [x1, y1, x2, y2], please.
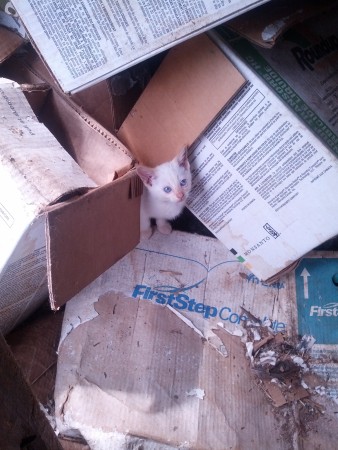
[180, 179, 187, 186]
[163, 186, 172, 193]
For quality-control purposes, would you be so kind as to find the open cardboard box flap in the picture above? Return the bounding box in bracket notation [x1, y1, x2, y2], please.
[38, 87, 133, 184]
[2, 43, 150, 135]
[28, 84, 142, 309]
[7, 37, 243, 310]
[118, 33, 246, 166]
[46, 171, 142, 309]
[2, 52, 133, 184]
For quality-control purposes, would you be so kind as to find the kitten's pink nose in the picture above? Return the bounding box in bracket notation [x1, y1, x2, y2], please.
[176, 191, 184, 201]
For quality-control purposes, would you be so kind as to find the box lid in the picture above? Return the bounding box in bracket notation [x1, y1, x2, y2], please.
[0, 79, 97, 212]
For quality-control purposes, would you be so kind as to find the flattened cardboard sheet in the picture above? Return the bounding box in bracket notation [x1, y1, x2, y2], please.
[56, 293, 282, 450]
[118, 33, 245, 167]
[47, 171, 141, 310]
[55, 231, 338, 449]
[11, 0, 268, 93]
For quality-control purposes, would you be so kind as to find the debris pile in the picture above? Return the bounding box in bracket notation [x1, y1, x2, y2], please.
[242, 308, 325, 410]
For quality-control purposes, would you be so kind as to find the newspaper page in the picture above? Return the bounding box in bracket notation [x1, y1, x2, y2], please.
[11, 0, 270, 92]
[185, 32, 338, 281]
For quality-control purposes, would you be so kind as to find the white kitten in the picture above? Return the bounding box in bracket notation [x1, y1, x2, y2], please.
[136, 148, 191, 239]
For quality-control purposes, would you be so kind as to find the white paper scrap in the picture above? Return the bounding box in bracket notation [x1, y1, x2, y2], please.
[186, 389, 205, 400]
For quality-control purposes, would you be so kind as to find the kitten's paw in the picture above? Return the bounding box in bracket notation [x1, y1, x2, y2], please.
[140, 227, 153, 240]
[157, 220, 172, 235]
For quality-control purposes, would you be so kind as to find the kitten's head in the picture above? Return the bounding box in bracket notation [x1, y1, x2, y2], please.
[136, 148, 191, 203]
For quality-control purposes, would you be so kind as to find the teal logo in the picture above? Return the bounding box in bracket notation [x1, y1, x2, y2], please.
[296, 258, 338, 344]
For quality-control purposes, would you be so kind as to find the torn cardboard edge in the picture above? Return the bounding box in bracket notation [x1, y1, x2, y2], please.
[55, 268, 338, 449]
[1, 46, 135, 180]
[244, 324, 313, 408]
[55, 292, 260, 449]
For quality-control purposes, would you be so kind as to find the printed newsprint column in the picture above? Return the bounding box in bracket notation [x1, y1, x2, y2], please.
[185, 33, 338, 281]
[11, 0, 270, 92]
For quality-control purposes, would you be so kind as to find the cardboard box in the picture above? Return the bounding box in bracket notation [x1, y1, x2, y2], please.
[54, 230, 338, 449]
[221, 4, 338, 155]
[117, 5, 338, 282]
[118, 34, 246, 166]
[0, 33, 244, 334]
[0, 76, 140, 335]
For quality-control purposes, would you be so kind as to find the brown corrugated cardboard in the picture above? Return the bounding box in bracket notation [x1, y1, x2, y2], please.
[0, 331, 62, 450]
[1, 49, 134, 183]
[118, 34, 246, 167]
[6, 301, 63, 406]
[47, 173, 142, 309]
[0, 26, 24, 63]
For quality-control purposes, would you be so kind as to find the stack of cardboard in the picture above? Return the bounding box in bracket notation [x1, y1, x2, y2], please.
[1, 0, 338, 448]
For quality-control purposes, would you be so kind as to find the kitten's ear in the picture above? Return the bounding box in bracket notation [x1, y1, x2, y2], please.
[136, 165, 156, 186]
[176, 146, 189, 169]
